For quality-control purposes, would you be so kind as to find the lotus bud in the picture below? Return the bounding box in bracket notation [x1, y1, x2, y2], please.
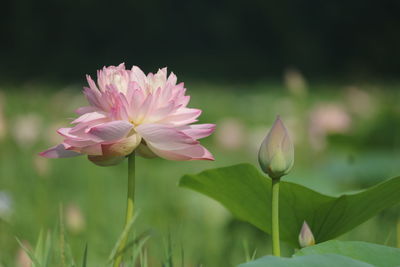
[258, 116, 294, 179]
[298, 221, 315, 248]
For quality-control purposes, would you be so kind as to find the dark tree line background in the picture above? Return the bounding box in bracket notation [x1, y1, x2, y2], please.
[1, 0, 400, 83]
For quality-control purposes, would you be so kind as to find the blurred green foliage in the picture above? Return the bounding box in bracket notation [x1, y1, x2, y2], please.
[0, 81, 400, 266]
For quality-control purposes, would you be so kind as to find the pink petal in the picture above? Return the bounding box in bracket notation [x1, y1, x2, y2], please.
[130, 66, 147, 88]
[75, 106, 98, 115]
[79, 144, 103, 155]
[71, 111, 107, 124]
[86, 75, 99, 91]
[159, 108, 202, 126]
[177, 124, 215, 139]
[39, 144, 81, 158]
[136, 124, 214, 161]
[132, 93, 155, 123]
[83, 86, 102, 108]
[57, 127, 75, 138]
[58, 128, 103, 152]
[136, 124, 198, 150]
[146, 100, 177, 122]
[57, 128, 98, 145]
[88, 120, 133, 142]
[68, 116, 109, 135]
[112, 92, 130, 121]
[129, 89, 146, 115]
[147, 143, 214, 161]
[63, 138, 97, 147]
[167, 72, 177, 85]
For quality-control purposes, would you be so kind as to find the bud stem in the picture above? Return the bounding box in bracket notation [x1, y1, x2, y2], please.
[271, 178, 281, 256]
[114, 152, 136, 267]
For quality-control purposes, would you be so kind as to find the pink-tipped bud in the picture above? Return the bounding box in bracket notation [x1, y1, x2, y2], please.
[258, 116, 294, 179]
[298, 221, 315, 248]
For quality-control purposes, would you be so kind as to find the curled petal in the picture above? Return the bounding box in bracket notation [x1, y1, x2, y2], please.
[58, 128, 98, 147]
[177, 124, 215, 139]
[72, 111, 107, 124]
[147, 143, 214, 161]
[159, 108, 202, 126]
[136, 124, 213, 161]
[136, 124, 198, 150]
[39, 144, 81, 158]
[88, 121, 133, 142]
[79, 144, 103, 155]
[75, 106, 98, 115]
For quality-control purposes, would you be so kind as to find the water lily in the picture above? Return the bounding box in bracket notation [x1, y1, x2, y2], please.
[40, 63, 215, 166]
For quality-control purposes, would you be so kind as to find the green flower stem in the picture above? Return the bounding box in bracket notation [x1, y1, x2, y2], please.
[271, 178, 281, 256]
[114, 153, 136, 267]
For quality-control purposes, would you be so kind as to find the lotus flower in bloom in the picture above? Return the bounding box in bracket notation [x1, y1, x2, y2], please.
[40, 64, 215, 166]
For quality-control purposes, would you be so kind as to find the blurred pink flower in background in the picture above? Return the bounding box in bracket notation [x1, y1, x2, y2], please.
[215, 118, 245, 150]
[66, 203, 86, 234]
[12, 114, 42, 148]
[283, 67, 308, 97]
[49, 85, 88, 116]
[40, 64, 215, 165]
[33, 156, 50, 177]
[46, 122, 66, 145]
[345, 86, 377, 118]
[309, 103, 351, 151]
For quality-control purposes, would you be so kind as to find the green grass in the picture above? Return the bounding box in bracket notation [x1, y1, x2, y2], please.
[0, 81, 400, 266]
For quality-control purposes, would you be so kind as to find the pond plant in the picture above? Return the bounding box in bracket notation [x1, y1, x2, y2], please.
[39, 63, 215, 266]
[181, 117, 400, 266]
[22, 63, 400, 266]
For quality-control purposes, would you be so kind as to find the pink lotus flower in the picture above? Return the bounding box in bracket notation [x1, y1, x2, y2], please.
[40, 64, 215, 166]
